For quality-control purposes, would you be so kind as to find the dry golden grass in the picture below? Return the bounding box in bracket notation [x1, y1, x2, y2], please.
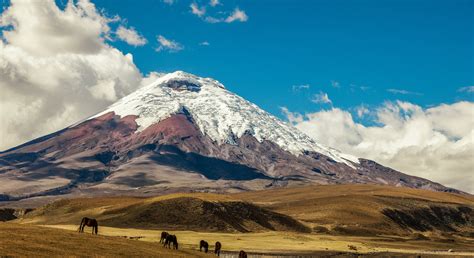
[233, 184, 474, 234]
[13, 184, 474, 256]
[20, 184, 474, 236]
[44, 224, 474, 256]
[0, 223, 209, 257]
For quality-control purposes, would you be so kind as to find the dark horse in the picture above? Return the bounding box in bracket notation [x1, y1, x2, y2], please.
[160, 231, 169, 243]
[199, 240, 209, 252]
[164, 234, 178, 250]
[77, 217, 98, 235]
[214, 241, 222, 256]
[239, 250, 247, 258]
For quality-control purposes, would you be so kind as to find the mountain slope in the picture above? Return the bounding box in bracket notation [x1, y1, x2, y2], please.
[0, 71, 459, 202]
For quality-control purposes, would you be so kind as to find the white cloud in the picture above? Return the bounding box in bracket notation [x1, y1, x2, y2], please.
[0, 0, 152, 151]
[280, 107, 303, 124]
[210, 0, 220, 7]
[387, 88, 422, 95]
[199, 41, 210, 46]
[0, 0, 117, 56]
[163, 0, 175, 5]
[331, 80, 340, 88]
[116, 25, 147, 46]
[311, 91, 332, 104]
[283, 101, 474, 193]
[225, 8, 248, 23]
[190, 3, 206, 17]
[292, 84, 310, 92]
[192, 5, 248, 24]
[204, 16, 222, 23]
[458, 86, 474, 93]
[355, 104, 370, 118]
[155, 35, 183, 52]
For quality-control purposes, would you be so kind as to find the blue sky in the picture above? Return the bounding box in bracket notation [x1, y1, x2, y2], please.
[77, 0, 474, 121]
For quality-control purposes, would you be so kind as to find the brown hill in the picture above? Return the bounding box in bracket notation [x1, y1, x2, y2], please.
[17, 185, 474, 238]
[234, 184, 474, 237]
[21, 194, 309, 233]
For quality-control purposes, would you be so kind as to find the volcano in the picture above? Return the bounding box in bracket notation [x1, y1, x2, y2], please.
[0, 71, 458, 202]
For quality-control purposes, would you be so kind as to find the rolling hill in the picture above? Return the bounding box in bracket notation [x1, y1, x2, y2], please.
[17, 184, 473, 239]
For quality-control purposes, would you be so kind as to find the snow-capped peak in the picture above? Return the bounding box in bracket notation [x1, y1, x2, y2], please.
[91, 71, 359, 166]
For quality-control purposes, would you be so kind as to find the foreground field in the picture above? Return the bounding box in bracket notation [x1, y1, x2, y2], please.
[43, 224, 474, 256]
[0, 223, 206, 257]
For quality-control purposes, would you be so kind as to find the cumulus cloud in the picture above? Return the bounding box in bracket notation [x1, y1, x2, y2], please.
[0, 0, 117, 56]
[116, 25, 147, 46]
[311, 91, 332, 104]
[199, 41, 210, 46]
[162, 0, 175, 5]
[0, 0, 151, 151]
[283, 101, 474, 193]
[458, 86, 474, 93]
[190, 3, 206, 17]
[225, 8, 248, 23]
[387, 88, 422, 95]
[155, 35, 183, 52]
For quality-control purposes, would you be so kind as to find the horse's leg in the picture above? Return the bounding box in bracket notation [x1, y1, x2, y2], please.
[78, 219, 84, 232]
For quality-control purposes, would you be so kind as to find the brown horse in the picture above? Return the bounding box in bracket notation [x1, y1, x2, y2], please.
[77, 217, 98, 235]
[239, 250, 247, 258]
[214, 241, 222, 256]
[160, 231, 169, 243]
[199, 240, 209, 252]
[164, 234, 178, 250]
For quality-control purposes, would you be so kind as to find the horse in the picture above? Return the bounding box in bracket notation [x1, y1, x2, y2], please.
[164, 234, 178, 250]
[160, 231, 169, 243]
[199, 240, 209, 252]
[77, 217, 98, 235]
[239, 250, 247, 258]
[214, 241, 222, 256]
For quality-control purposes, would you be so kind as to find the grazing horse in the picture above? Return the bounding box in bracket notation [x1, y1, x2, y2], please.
[160, 231, 169, 243]
[164, 234, 178, 250]
[77, 217, 98, 235]
[199, 240, 209, 252]
[214, 241, 222, 256]
[239, 250, 247, 258]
